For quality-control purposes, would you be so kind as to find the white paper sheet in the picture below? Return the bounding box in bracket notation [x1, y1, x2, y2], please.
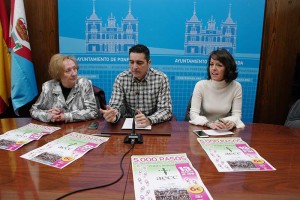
[121, 118, 151, 130]
[198, 137, 276, 172]
[202, 129, 234, 136]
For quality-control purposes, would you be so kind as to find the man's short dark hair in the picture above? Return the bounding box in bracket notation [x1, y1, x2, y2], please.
[129, 44, 150, 61]
[207, 48, 238, 83]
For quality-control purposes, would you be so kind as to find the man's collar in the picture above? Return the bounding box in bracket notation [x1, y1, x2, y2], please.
[131, 68, 151, 83]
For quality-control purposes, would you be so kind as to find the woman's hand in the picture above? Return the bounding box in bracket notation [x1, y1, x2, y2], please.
[207, 119, 235, 130]
[47, 108, 65, 122]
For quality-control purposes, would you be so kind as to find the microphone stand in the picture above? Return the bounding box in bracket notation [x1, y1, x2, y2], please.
[123, 113, 143, 144]
[124, 89, 143, 144]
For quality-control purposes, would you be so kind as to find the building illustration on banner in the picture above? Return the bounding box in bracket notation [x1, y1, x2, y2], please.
[85, 0, 237, 55]
[184, 1, 237, 55]
[59, 0, 265, 122]
[85, 0, 138, 53]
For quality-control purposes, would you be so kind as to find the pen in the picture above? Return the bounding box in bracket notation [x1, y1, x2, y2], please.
[218, 118, 225, 124]
[92, 133, 111, 137]
[99, 134, 112, 137]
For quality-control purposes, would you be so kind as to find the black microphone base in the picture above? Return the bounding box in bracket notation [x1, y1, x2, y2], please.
[124, 134, 143, 144]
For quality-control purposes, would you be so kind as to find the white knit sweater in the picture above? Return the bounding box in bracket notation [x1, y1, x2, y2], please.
[189, 79, 245, 128]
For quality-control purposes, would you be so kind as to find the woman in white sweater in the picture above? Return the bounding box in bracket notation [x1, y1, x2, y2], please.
[189, 49, 245, 130]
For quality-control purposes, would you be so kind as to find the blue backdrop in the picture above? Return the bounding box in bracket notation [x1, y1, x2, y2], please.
[58, 0, 265, 121]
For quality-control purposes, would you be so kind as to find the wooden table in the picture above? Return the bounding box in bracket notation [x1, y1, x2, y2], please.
[1, 118, 300, 200]
[0, 118, 130, 200]
[101, 118, 172, 135]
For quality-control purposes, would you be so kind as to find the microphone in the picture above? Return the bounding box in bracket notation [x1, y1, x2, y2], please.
[124, 90, 143, 144]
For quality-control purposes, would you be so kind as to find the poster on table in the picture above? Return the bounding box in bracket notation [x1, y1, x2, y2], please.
[21, 132, 109, 168]
[131, 153, 213, 200]
[58, 0, 265, 122]
[0, 123, 60, 151]
[198, 137, 276, 172]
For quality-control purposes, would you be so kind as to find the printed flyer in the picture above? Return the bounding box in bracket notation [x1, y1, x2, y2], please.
[21, 132, 109, 169]
[198, 137, 276, 172]
[0, 123, 61, 151]
[131, 153, 213, 200]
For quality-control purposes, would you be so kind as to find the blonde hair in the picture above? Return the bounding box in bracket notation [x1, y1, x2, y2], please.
[48, 54, 79, 80]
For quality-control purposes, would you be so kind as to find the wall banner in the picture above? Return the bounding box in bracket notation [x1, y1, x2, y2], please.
[58, 0, 265, 122]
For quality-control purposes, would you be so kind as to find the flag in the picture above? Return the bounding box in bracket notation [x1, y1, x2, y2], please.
[0, 0, 11, 114]
[9, 0, 37, 114]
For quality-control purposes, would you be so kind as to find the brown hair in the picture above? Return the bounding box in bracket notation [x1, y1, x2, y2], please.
[48, 54, 79, 80]
[207, 49, 238, 83]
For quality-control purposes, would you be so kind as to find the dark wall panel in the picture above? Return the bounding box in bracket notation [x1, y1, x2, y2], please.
[254, 0, 300, 124]
[24, 0, 59, 92]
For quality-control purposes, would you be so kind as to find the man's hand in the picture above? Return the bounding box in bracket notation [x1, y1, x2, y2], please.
[135, 109, 151, 128]
[100, 105, 118, 123]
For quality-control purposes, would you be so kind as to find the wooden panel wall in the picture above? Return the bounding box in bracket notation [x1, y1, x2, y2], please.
[7, 0, 300, 124]
[24, 0, 59, 91]
[254, 0, 300, 124]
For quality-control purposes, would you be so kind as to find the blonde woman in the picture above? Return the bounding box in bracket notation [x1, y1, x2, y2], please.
[30, 54, 98, 123]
